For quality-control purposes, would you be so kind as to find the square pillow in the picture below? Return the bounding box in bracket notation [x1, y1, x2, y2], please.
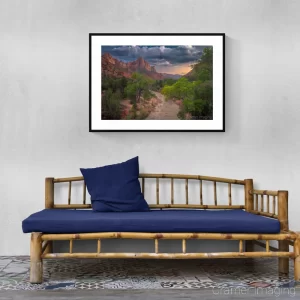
[80, 157, 149, 212]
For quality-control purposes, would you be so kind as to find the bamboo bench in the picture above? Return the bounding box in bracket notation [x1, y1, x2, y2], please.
[26, 174, 300, 283]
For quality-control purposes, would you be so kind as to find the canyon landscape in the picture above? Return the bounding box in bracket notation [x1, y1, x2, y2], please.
[102, 53, 181, 80]
[101, 45, 213, 120]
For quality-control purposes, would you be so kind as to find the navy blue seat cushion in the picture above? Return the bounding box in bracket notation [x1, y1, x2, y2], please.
[80, 157, 149, 212]
[22, 209, 280, 234]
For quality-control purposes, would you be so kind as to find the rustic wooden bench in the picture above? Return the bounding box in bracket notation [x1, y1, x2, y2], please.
[27, 174, 300, 283]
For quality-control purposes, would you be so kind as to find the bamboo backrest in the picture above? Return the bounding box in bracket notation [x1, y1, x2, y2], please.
[250, 190, 279, 218]
[45, 174, 285, 221]
[47, 173, 245, 210]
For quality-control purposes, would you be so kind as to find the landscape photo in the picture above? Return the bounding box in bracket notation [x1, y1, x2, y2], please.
[101, 45, 213, 121]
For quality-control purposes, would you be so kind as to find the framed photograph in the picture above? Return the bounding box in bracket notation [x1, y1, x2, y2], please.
[89, 33, 225, 132]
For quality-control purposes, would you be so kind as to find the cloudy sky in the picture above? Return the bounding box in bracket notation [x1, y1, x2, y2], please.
[102, 45, 211, 75]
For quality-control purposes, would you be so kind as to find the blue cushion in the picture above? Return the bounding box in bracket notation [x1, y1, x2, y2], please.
[80, 157, 149, 212]
[22, 209, 281, 234]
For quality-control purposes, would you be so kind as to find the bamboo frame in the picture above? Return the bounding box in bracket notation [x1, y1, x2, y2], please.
[239, 240, 243, 252]
[266, 240, 270, 252]
[97, 239, 101, 253]
[185, 179, 188, 204]
[30, 233, 43, 283]
[41, 241, 50, 254]
[251, 189, 278, 196]
[182, 239, 186, 253]
[155, 239, 158, 253]
[27, 173, 298, 284]
[245, 179, 254, 252]
[52, 173, 246, 210]
[294, 238, 300, 280]
[200, 180, 203, 205]
[260, 195, 264, 212]
[278, 191, 289, 231]
[171, 178, 174, 204]
[156, 178, 159, 205]
[53, 173, 245, 184]
[83, 182, 86, 205]
[228, 183, 232, 206]
[43, 252, 293, 259]
[255, 194, 258, 210]
[54, 204, 91, 209]
[30, 229, 296, 284]
[44, 178, 54, 255]
[273, 196, 276, 214]
[278, 191, 289, 274]
[45, 178, 54, 209]
[41, 232, 297, 241]
[142, 178, 145, 195]
[213, 181, 217, 205]
[69, 240, 73, 253]
[244, 179, 253, 211]
[53, 204, 245, 210]
[31, 229, 296, 284]
[68, 181, 72, 205]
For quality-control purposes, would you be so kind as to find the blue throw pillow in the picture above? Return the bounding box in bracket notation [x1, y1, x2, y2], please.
[80, 157, 149, 212]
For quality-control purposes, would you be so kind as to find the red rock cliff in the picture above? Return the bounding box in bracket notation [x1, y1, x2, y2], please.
[102, 54, 163, 80]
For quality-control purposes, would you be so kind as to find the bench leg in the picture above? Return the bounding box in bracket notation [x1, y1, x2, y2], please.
[278, 240, 289, 274]
[30, 232, 43, 284]
[294, 238, 300, 281]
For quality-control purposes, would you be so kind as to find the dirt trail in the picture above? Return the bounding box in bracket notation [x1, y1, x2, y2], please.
[146, 91, 180, 120]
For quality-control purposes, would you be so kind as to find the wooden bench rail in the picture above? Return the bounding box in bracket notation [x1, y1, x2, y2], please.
[53, 174, 245, 185]
[53, 204, 245, 209]
[251, 189, 278, 196]
[41, 232, 297, 241]
[31, 229, 299, 283]
[42, 252, 294, 259]
[48, 174, 246, 210]
[41, 233, 294, 260]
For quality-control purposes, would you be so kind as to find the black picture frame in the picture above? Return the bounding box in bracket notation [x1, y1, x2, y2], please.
[89, 33, 225, 132]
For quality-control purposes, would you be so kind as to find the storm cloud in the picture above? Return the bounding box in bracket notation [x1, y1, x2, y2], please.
[102, 45, 211, 66]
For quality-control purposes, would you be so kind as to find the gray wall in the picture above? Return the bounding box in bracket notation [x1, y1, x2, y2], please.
[1, 0, 300, 255]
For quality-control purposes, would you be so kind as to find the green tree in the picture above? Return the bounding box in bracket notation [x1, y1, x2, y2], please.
[101, 89, 121, 120]
[193, 47, 213, 81]
[194, 81, 212, 102]
[201, 47, 213, 65]
[102, 76, 128, 97]
[163, 78, 177, 86]
[162, 77, 194, 100]
[161, 47, 213, 120]
[161, 85, 173, 99]
[125, 73, 152, 105]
